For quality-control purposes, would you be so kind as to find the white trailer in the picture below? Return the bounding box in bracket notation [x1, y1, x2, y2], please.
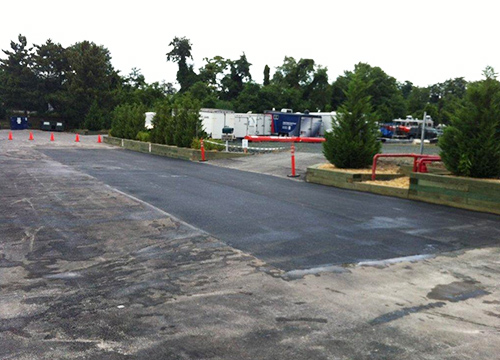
[309, 111, 337, 135]
[233, 113, 273, 137]
[200, 108, 235, 139]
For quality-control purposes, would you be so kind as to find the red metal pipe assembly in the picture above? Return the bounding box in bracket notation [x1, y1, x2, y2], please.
[244, 135, 326, 143]
[416, 157, 442, 173]
[371, 153, 442, 180]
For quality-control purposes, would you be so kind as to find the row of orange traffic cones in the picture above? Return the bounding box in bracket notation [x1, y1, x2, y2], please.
[7, 131, 102, 143]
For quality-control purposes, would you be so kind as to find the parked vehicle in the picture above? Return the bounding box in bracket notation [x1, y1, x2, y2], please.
[407, 126, 439, 140]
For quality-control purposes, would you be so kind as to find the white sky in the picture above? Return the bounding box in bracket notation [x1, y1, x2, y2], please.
[2, 0, 499, 89]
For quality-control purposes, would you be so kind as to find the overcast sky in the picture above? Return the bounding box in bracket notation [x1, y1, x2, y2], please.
[2, 0, 499, 89]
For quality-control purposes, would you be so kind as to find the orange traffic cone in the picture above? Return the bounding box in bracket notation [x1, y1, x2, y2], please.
[75, 133, 80, 142]
[97, 134, 102, 143]
[29, 131, 34, 141]
[50, 132, 55, 141]
[8, 131, 13, 140]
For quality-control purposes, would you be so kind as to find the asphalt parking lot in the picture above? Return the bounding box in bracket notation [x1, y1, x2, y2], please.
[1, 130, 499, 360]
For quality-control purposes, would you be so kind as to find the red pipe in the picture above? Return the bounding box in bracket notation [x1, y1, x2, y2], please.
[371, 153, 441, 180]
[244, 135, 325, 143]
[416, 157, 442, 173]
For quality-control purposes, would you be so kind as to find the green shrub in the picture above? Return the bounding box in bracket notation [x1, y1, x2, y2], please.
[110, 103, 146, 139]
[150, 99, 173, 145]
[322, 71, 381, 168]
[150, 94, 205, 148]
[83, 100, 105, 131]
[439, 67, 500, 178]
[136, 131, 150, 142]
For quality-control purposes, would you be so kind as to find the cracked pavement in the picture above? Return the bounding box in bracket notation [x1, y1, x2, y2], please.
[1, 130, 499, 359]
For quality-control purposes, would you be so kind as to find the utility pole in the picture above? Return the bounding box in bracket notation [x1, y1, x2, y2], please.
[419, 111, 427, 155]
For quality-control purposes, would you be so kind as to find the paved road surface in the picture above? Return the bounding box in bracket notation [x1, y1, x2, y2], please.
[42, 148, 500, 272]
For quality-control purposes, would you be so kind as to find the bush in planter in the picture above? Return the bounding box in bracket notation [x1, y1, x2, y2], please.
[110, 103, 146, 139]
[323, 71, 381, 168]
[150, 94, 205, 148]
[150, 99, 173, 145]
[136, 131, 150, 142]
[439, 66, 500, 178]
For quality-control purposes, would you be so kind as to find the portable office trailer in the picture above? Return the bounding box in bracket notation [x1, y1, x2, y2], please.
[309, 112, 337, 135]
[200, 108, 235, 139]
[233, 113, 273, 137]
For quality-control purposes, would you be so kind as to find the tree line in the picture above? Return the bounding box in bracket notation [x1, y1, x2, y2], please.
[0, 34, 473, 130]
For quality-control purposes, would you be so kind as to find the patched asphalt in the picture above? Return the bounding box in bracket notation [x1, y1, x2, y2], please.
[41, 147, 500, 271]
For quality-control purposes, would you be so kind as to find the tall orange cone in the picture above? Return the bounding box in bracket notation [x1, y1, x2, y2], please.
[97, 134, 102, 143]
[8, 131, 13, 140]
[50, 132, 55, 141]
[29, 131, 34, 141]
[75, 133, 80, 142]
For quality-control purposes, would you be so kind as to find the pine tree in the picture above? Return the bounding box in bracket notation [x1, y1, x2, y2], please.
[84, 100, 104, 131]
[439, 66, 500, 178]
[322, 71, 381, 168]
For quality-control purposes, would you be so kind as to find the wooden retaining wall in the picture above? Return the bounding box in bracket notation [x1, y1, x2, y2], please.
[103, 136, 248, 162]
[409, 172, 500, 215]
[306, 164, 500, 215]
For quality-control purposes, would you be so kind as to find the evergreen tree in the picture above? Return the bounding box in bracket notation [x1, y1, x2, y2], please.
[64, 41, 119, 128]
[84, 99, 104, 130]
[110, 103, 146, 139]
[0, 34, 41, 112]
[439, 66, 500, 178]
[151, 99, 174, 145]
[172, 95, 203, 147]
[322, 71, 381, 168]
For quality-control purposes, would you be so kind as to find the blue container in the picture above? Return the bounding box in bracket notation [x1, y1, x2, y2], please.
[10, 116, 29, 130]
